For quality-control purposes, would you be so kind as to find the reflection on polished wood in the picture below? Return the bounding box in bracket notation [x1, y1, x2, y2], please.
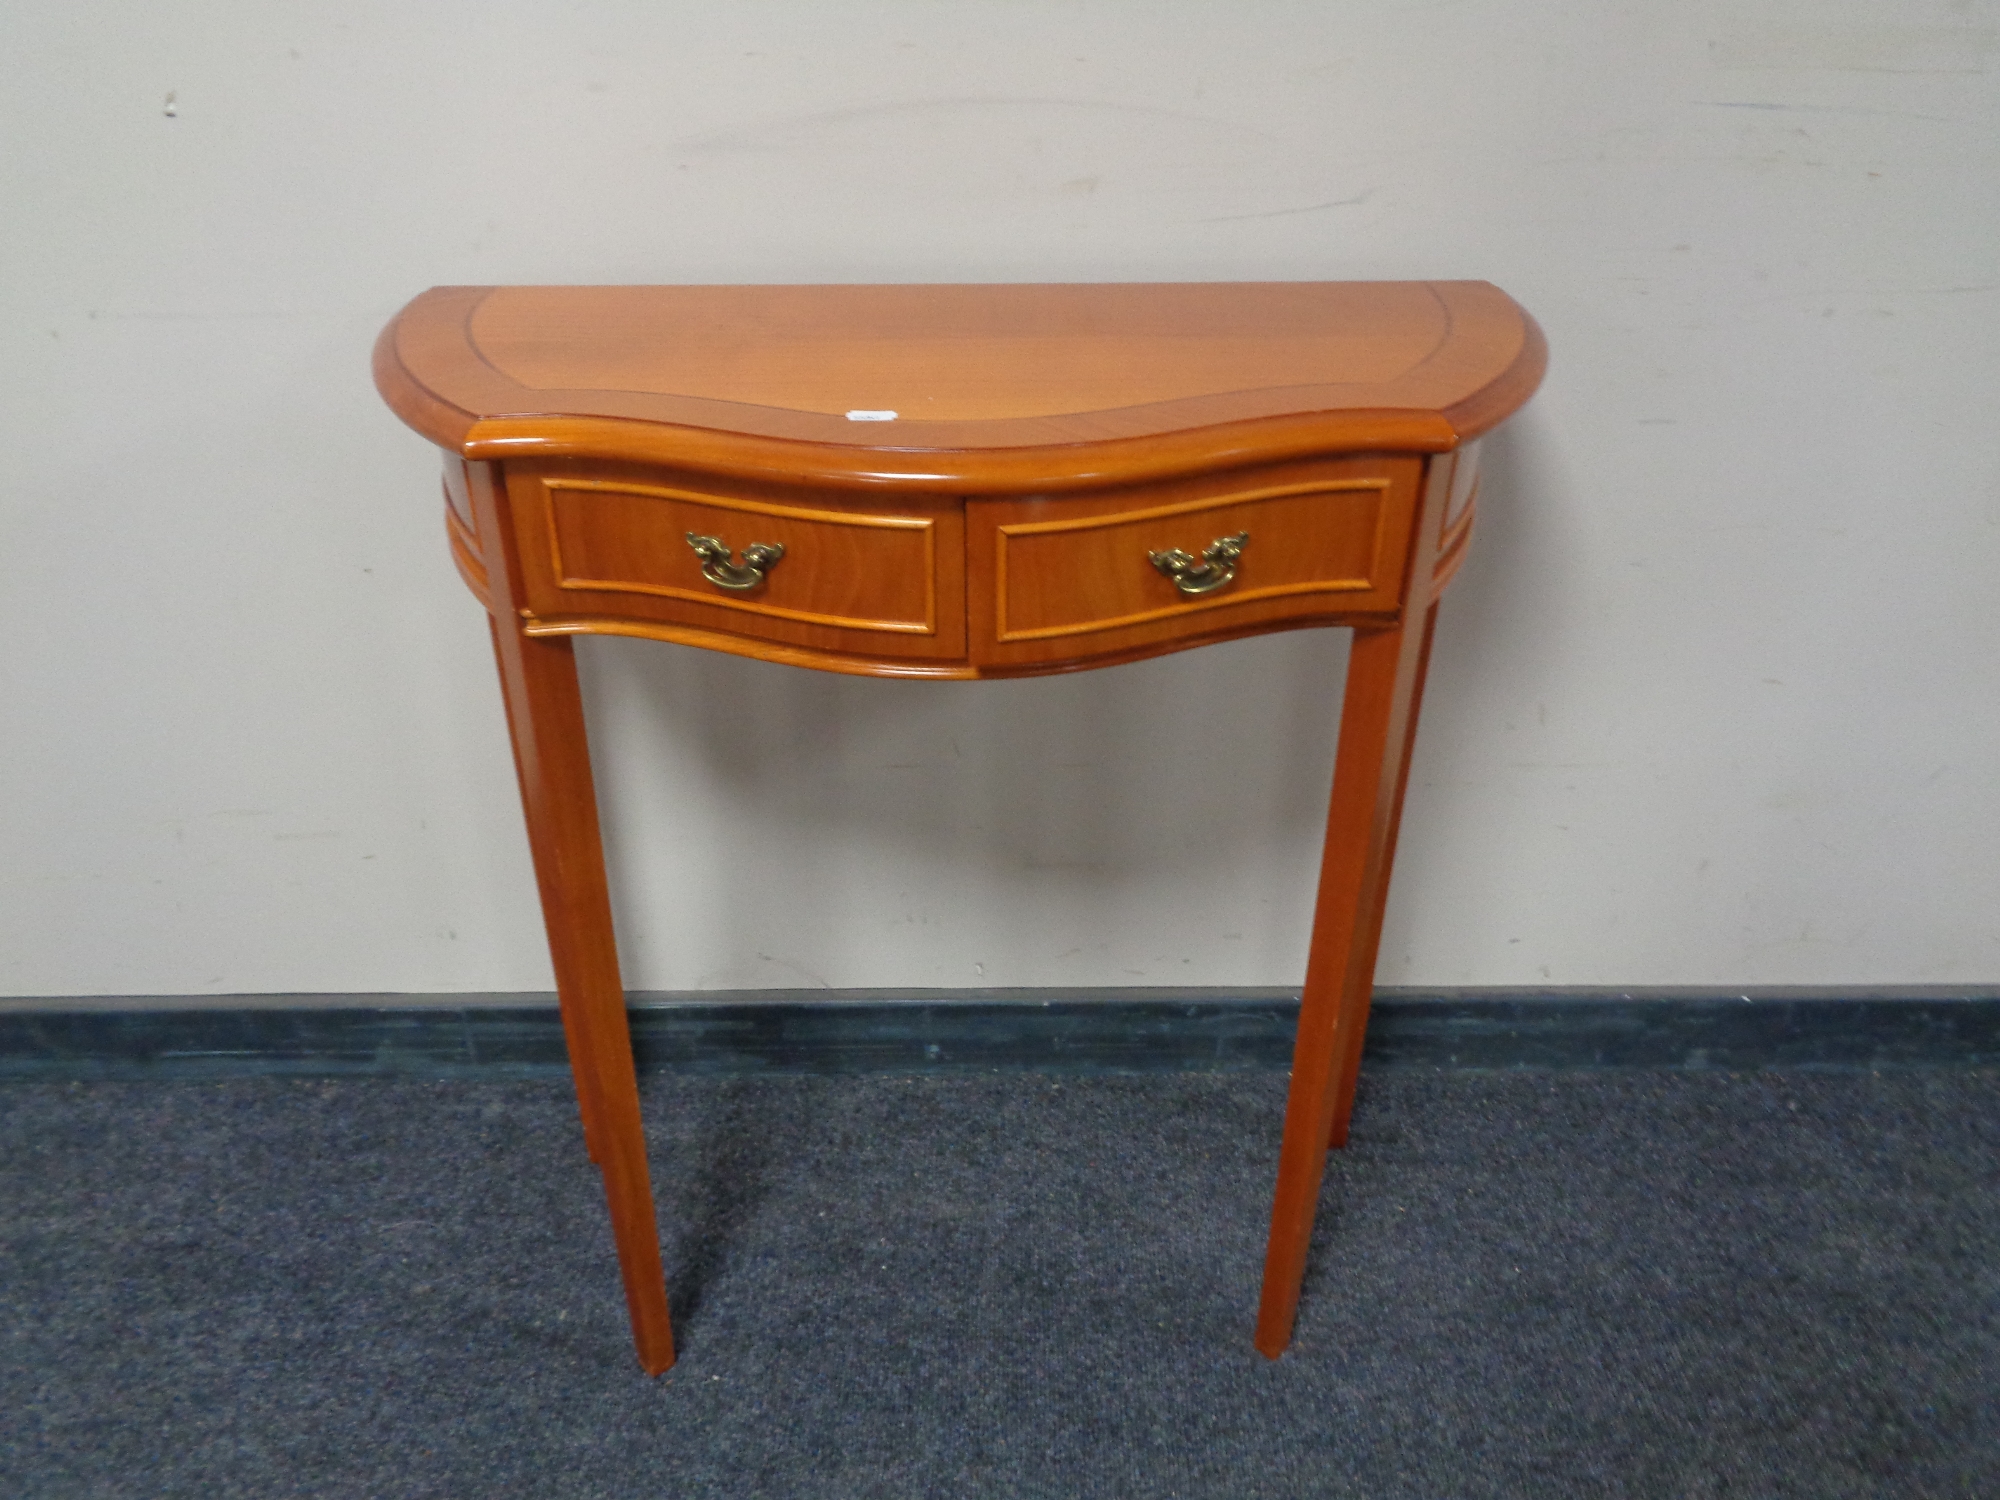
[375, 281, 1546, 1374]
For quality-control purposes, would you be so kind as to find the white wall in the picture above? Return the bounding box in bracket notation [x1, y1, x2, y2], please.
[4, 1, 1997, 998]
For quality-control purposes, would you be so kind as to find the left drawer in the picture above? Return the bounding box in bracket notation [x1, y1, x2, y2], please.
[503, 463, 966, 664]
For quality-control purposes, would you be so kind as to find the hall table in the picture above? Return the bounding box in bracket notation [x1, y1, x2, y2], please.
[373, 281, 1546, 1374]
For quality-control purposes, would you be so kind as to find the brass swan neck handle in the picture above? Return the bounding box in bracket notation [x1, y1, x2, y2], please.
[686, 532, 785, 591]
[1149, 531, 1248, 597]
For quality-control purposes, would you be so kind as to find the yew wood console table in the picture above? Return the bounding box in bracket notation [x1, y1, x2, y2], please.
[373, 281, 1545, 1374]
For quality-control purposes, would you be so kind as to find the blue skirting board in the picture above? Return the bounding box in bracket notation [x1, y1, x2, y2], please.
[1, 988, 1997, 1082]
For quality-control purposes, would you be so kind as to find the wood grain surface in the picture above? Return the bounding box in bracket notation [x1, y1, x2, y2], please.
[375, 282, 1546, 490]
[968, 454, 1419, 672]
[503, 458, 968, 664]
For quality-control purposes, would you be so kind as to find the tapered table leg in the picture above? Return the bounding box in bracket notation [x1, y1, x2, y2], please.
[487, 619, 676, 1376]
[1329, 599, 1439, 1149]
[1253, 606, 1439, 1359]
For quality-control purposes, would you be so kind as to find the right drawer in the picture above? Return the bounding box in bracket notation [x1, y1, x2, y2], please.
[968, 456, 1419, 670]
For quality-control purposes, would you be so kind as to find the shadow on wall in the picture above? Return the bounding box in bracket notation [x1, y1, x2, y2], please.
[1371, 410, 1592, 982]
[578, 618, 1353, 990]
[568, 419, 1579, 993]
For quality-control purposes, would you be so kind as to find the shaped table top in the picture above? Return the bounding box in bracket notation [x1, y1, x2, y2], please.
[376, 281, 1544, 490]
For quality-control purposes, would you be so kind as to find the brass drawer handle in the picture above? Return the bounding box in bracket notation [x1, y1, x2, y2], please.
[1148, 531, 1248, 597]
[686, 532, 785, 591]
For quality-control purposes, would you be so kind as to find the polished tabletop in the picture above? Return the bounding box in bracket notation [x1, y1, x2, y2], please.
[376, 281, 1546, 485]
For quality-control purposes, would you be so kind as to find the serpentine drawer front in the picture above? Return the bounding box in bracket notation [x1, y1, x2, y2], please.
[505, 460, 967, 663]
[374, 281, 1546, 1375]
[970, 456, 1418, 668]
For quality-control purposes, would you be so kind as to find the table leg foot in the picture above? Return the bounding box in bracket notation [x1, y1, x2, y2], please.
[596, 1127, 677, 1374]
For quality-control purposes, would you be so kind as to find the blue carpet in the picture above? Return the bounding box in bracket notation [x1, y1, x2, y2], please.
[3, 1068, 1996, 1497]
